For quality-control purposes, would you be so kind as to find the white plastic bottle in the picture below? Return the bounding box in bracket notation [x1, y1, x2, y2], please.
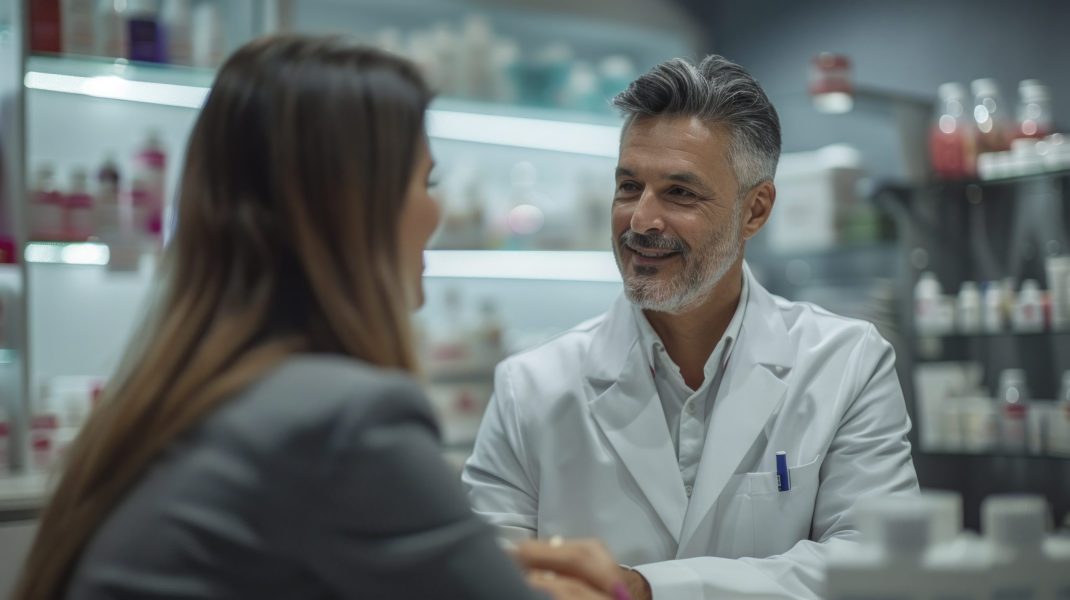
[825, 497, 929, 599]
[65, 168, 95, 241]
[191, 1, 225, 68]
[984, 280, 1006, 333]
[161, 0, 193, 66]
[957, 281, 983, 334]
[63, 0, 96, 55]
[1049, 371, 1070, 457]
[982, 495, 1059, 599]
[1044, 534, 1070, 598]
[29, 385, 59, 472]
[95, 0, 127, 59]
[915, 271, 943, 336]
[1014, 279, 1045, 333]
[921, 492, 990, 600]
[54, 386, 91, 461]
[998, 369, 1030, 454]
[30, 164, 65, 241]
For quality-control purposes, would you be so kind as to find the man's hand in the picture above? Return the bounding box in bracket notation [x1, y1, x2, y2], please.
[620, 566, 652, 600]
[513, 538, 633, 599]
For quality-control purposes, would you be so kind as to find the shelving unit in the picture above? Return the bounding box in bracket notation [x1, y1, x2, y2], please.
[890, 168, 1070, 528]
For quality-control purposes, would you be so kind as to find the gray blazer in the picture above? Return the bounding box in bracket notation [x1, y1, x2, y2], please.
[66, 355, 540, 599]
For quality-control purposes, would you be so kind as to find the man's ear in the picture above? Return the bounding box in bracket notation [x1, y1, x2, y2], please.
[741, 181, 775, 240]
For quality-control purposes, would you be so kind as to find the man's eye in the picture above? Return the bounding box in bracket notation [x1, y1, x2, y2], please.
[668, 187, 696, 198]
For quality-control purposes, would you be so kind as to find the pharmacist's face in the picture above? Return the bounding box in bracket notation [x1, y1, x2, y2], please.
[612, 116, 744, 314]
[398, 137, 441, 310]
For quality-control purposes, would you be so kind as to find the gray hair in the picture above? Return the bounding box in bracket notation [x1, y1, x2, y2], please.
[612, 55, 781, 191]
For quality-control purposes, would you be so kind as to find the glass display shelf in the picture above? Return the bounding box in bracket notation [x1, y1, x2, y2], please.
[923, 168, 1070, 192]
[25, 54, 622, 157]
[917, 330, 1070, 340]
[0, 472, 50, 517]
[25, 242, 623, 283]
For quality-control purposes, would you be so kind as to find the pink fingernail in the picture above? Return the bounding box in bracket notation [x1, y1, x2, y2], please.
[613, 582, 633, 600]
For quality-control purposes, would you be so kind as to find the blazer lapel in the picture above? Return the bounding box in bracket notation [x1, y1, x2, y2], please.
[585, 297, 688, 543]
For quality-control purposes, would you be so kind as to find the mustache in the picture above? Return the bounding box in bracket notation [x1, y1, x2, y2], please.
[618, 230, 688, 254]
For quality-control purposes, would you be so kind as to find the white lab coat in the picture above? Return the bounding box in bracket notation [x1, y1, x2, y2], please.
[462, 265, 920, 599]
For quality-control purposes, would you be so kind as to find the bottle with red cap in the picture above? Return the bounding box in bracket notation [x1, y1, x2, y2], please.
[930, 83, 978, 179]
[997, 369, 1029, 454]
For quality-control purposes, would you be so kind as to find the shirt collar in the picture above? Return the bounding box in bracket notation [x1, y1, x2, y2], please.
[633, 272, 750, 381]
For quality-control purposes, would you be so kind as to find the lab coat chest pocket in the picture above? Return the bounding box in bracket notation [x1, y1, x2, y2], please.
[720, 456, 822, 559]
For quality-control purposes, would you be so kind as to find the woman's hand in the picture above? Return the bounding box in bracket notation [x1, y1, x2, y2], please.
[526, 571, 612, 600]
[513, 537, 632, 600]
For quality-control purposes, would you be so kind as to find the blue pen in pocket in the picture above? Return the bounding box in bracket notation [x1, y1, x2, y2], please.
[776, 451, 791, 492]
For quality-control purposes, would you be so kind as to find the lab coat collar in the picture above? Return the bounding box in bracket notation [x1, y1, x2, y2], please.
[584, 262, 793, 382]
[584, 263, 794, 547]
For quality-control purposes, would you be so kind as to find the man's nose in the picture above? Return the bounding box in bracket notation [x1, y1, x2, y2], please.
[629, 189, 665, 234]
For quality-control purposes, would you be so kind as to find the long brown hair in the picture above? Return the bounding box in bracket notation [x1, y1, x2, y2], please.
[15, 35, 432, 598]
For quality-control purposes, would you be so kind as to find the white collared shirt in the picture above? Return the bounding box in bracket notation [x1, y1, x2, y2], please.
[632, 274, 749, 500]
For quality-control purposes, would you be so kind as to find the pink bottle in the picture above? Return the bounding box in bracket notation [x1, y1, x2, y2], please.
[133, 131, 166, 238]
[929, 83, 977, 180]
[30, 165, 64, 241]
[64, 169, 95, 241]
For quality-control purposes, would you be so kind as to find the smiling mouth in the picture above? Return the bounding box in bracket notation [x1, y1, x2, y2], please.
[627, 245, 681, 260]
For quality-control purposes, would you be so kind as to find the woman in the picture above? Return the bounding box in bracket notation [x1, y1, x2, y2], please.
[15, 36, 627, 600]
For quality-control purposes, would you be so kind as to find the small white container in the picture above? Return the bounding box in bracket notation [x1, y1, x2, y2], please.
[1046, 256, 1070, 331]
[957, 281, 983, 334]
[982, 495, 1060, 599]
[1013, 279, 1045, 333]
[983, 281, 1006, 333]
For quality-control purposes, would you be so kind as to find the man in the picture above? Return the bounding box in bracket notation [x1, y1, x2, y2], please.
[462, 55, 919, 600]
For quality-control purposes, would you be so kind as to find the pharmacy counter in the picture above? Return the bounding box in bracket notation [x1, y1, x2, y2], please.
[0, 473, 50, 522]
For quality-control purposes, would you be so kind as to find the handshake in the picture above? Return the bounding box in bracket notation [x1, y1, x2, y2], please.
[512, 537, 649, 600]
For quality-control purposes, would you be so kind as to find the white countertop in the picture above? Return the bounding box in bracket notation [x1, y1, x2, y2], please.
[0, 473, 51, 514]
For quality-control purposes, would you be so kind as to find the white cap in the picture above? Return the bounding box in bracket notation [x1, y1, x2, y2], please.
[1019, 79, 1050, 102]
[998, 369, 1030, 403]
[982, 495, 1049, 548]
[971, 78, 1001, 98]
[938, 82, 967, 100]
[919, 490, 964, 544]
[856, 496, 932, 554]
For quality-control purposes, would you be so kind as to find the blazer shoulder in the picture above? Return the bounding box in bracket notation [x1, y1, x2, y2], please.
[205, 354, 433, 466]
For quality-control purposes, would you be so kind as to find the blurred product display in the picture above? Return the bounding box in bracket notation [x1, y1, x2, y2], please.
[826, 493, 1070, 599]
[369, 15, 638, 112]
[4, 6, 1070, 596]
[30, 0, 225, 67]
[915, 270, 1070, 337]
[929, 77, 1068, 181]
[28, 131, 166, 245]
[914, 362, 1070, 458]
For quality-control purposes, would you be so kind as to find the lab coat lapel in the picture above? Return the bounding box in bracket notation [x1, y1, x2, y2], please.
[586, 296, 688, 543]
[680, 266, 795, 549]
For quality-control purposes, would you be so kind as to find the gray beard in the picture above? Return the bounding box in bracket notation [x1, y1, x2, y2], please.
[614, 205, 743, 315]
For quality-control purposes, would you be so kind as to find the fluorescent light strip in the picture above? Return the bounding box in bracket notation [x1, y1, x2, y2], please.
[24, 71, 620, 157]
[25, 242, 110, 265]
[426, 110, 620, 157]
[424, 250, 621, 282]
[25, 71, 208, 108]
